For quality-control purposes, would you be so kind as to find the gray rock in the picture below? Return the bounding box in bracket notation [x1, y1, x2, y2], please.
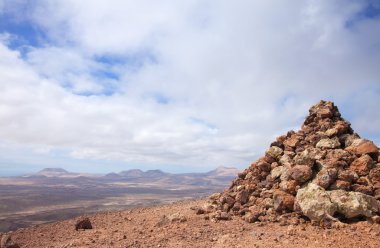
[296, 183, 337, 221]
[271, 166, 285, 179]
[296, 183, 380, 221]
[266, 146, 283, 160]
[316, 137, 341, 149]
[330, 190, 380, 218]
[157, 212, 187, 226]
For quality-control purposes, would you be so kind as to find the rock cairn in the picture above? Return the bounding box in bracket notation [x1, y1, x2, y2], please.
[197, 101, 380, 226]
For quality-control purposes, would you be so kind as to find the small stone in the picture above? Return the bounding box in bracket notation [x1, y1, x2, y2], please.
[314, 168, 338, 189]
[279, 180, 298, 195]
[209, 193, 221, 201]
[266, 146, 284, 160]
[329, 180, 351, 190]
[337, 170, 358, 183]
[350, 155, 374, 177]
[157, 213, 187, 226]
[271, 166, 285, 179]
[289, 165, 312, 183]
[273, 190, 295, 212]
[236, 190, 249, 204]
[369, 167, 380, 186]
[284, 135, 300, 148]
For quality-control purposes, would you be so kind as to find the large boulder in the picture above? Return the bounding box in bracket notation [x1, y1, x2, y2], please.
[329, 190, 380, 218]
[296, 183, 337, 221]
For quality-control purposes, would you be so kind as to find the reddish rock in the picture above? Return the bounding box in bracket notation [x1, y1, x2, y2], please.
[314, 168, 337, 189]
[284, 135, 300, 148]
[329, 180, 351, 190]
[279, 180, 298, 195]
[337, 170, 358, 183]
[352, 184, 374, 195]
[236, 190, 249, 205]
[273, 190, 295, 212]
[289, 165, 312, 183]
[257, 160, 271, 172]
[345, 139, 379, 155]
[369, 167, 380, 186]
[349, 155, 374, 177]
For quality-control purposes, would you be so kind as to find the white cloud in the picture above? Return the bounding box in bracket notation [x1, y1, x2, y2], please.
[0, 0, 379, 173]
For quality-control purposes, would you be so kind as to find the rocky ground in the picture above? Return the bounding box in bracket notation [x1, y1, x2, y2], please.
[1, 198, 380, 248]
[2, 100, 380, 248]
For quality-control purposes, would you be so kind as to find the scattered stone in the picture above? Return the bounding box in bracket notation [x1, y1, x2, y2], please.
[0, 235, 20, 248]
[75, 217, 92, 231]
[157, 213, 187, 226]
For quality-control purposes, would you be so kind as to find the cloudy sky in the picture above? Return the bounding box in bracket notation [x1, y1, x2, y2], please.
[0, 0, 379, 176]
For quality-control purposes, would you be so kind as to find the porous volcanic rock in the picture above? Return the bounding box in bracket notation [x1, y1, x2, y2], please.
[74, 217, 92, 231]
[196, 100, 380, 226]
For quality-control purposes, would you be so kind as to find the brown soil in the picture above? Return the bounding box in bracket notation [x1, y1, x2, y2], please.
[3, 199, 380, 248]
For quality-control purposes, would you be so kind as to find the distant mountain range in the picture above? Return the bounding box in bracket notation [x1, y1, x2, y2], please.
[24, 167, 240, 186]
[26, 168, 98, 178]
[1, 166, 240, 233]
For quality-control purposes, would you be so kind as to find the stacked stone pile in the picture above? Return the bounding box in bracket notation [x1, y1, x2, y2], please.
[195, 101, 380, 226]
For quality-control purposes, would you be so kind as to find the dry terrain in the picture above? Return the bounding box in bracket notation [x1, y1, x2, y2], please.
[0, 167, 237, 232]
[3, 198, 380, 248]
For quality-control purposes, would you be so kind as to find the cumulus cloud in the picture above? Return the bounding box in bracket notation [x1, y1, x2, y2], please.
[0, 0, 379, 173]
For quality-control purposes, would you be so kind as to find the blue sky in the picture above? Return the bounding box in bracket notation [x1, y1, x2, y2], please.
[0, 0, 379, 176]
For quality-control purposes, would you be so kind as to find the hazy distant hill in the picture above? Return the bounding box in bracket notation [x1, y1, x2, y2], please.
[102, 166, 240, 185]
[0, 166, 240, 232]
[26, 168, 99, 178]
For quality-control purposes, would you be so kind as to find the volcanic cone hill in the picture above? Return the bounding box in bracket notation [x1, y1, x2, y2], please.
[198, 100, 380, 226]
